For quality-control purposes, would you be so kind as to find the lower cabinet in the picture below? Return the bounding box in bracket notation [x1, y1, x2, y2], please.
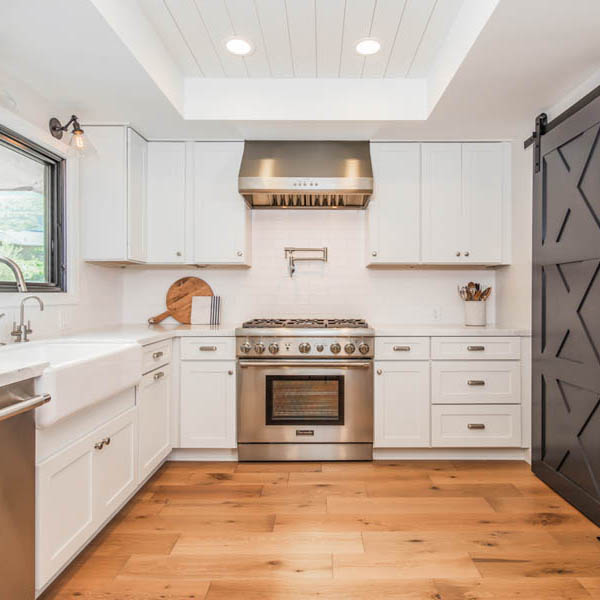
[374, 361, 430, 447]
[180, 360, 236, 448]
[36, 407, 137, 590]
[138, 365, 172, 481]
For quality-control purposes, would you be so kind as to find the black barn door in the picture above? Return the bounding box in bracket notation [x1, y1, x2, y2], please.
[532, 95, 600, 525]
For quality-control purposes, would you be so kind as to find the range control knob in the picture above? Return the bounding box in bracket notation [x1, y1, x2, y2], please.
[316, 344, 324, 352]
[240, 342, 252, 354]
[330, 343, 341, 354]
[298, 342, 311, 354]
[358, 343, 370, 355]
[268, 343, 280, 354]
[254, 343, 266, 354]
[344, 343, 356, 354]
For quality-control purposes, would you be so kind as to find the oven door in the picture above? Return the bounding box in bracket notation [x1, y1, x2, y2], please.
[237, 360, 373, 443]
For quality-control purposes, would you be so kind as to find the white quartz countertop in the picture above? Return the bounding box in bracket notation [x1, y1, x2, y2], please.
[0, 351, 49, 388]
[372, 324, 531, 337]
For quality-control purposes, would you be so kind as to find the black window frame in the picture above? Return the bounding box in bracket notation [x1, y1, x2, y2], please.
[0, 123, 66, 293]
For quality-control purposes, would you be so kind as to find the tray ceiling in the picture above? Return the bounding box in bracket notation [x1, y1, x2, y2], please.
[140, 0, 464, 79]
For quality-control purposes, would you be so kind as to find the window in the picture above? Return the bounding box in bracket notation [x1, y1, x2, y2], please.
[0, 124, 66, 292]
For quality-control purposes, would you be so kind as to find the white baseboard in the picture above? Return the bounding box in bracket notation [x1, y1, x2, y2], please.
[168, 448, 239, 461]
[373, 447, 531, 462]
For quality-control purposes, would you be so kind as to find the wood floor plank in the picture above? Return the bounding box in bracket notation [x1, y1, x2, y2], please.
[433, 577, 593, 599]
[121, 554, 333, 580]
[578, 578, 600, 597]
[150, 484, 264, 502]
[161, 498, 327, 515]
[86, 531, 180, 557]
[203, 578, 437, 599]
[327, 496, 495, 514]
[486, 495, 581, 514]
[171, 532, 364, 555]
[236, 462, 322, 472]
[366, 481, 523, 498]
[189, 471, 290, 485]
[289, 470, 431, 484]
[261, 482, 367, 498]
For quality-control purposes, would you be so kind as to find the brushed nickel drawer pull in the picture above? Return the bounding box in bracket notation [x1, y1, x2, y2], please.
[103, 437, 111, 446]
[199, 345, 218, 352]
[377, 369, 383, 375]
[393, 345, 411, 352]
[467, 345, 485, 351]
[467, 380, 486, 386]
[152, 351, 164, 359]
[94, 441, 104, 450]
[296, 430, 314, 436]
[467, 423, 485, 430]
[153, 371, 165, 381]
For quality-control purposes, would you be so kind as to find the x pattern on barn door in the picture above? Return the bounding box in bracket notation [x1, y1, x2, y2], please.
[535, 121, 600, 518]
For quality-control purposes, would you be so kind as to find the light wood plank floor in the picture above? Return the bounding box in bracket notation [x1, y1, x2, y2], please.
[41, 460, 600, 599]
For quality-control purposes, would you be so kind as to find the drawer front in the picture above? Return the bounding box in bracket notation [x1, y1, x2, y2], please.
[432, 361, 520, 404]
[431, 337, 520, 360]
[142, 340, 172, 373]
[432, 404, 521, 447]
[375, 337, 430, 360]
[180, 337, 236, 360]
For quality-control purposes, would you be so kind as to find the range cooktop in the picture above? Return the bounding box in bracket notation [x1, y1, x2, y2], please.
[241, 318, 369, 329]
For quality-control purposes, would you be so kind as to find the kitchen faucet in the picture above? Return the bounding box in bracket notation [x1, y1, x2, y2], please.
[12, 296, 44, 343]
[0, 256, 28, 292]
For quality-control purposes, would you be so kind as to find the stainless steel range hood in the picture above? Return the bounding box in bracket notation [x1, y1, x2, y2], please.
[238, 141, 373, 209]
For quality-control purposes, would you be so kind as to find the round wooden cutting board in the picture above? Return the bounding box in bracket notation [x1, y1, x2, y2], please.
[148, 277, 213, 325]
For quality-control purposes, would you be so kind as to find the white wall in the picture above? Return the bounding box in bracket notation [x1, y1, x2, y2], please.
[0, 106, 122, 343]
[121, 210, 495, 326]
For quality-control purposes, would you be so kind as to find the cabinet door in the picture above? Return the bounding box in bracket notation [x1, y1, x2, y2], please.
[374, 361, 430, 447]
[367, 143, 421, 264]
[193, 142, 250, 265]
[180, 361, 236, 448]
[36, 431, 95, 589]
[138, 366, 172, 481]
[147, 142, 186, 263]
[462, 143, 506, 264]
[422, 144, 462, 263]
[127, 128, 148, 262]
[80, 126, 128, 260]
[93, 408, 137, 524]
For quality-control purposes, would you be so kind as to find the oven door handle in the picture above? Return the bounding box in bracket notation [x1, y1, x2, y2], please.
[238, 360, 372, 368]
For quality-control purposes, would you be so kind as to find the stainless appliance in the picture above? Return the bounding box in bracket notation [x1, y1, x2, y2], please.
[237, 318, 374, 461]
[238, 141, 373, 209]
[0, 380, 50, 599]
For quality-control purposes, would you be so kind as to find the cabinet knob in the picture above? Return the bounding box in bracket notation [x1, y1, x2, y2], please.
[456, 251, 461, 257]
[464, 251, 470, 257]
[228, 370, 233, 375]
[371, 251, 377, 257]
[236, 250, 243, 257]
[377, 369, 382, 375]
[176, 251, 182, 257]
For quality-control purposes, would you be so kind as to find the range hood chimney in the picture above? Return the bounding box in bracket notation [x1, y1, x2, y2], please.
[238, 141, 373, 209]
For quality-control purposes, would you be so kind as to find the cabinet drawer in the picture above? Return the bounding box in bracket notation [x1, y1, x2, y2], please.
[431, 337, 520, 360]
[432, 361, 520, 404]
[180, 337, 236, 360]
[432, 404, 521, 447]
[142, 340, 171, 373]
[375, 337, 430, 360]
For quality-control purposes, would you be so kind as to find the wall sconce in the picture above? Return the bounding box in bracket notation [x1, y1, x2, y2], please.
[49, 115, 91, 155]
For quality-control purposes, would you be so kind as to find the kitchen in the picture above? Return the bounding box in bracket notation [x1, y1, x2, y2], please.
[0, 0, 599, 598]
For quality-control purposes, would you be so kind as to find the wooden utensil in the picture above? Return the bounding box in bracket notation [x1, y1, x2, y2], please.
[480, 287, 492, 301]
[148, 277, 214, 325]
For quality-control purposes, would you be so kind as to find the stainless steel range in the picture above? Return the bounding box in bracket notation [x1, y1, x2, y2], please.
[236, 318, 374, 461]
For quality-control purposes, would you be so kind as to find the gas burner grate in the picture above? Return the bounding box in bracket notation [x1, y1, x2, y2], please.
[242, 318, 369, 329]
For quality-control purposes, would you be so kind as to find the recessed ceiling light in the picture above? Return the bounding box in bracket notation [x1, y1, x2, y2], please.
[355, 38, 381, 56]
[226, 38, 253, 56]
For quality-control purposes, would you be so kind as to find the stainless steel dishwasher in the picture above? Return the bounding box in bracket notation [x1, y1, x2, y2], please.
[0, 380, 50, 599]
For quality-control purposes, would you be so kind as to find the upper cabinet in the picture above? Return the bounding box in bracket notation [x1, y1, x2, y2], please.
[193, 142, 251, 266]
[368, 142, 510, 267]
[81, 129, 250, 266]
[367, 143, 421, 264]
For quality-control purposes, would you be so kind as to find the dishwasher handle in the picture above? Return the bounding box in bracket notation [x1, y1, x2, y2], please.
[0, 393, 51, 423]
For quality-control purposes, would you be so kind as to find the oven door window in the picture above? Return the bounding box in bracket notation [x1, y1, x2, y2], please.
[266, 375, 344, 426]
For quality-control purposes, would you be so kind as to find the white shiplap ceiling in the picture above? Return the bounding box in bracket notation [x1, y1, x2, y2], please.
[140, 0, 464, 79]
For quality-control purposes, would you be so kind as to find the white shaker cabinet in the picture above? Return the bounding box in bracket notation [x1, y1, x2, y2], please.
[461, 143, 509, 264]
[374, 361, 430, 447]
[180, 361, 237, 448]
[81, 126, 148, 262]
[146, 142, 187, 263]
[421, 143, 463, 263]
[193, 142, 251, 265]
[138, 365, 172, 481]
[367, 143, 421, 264]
